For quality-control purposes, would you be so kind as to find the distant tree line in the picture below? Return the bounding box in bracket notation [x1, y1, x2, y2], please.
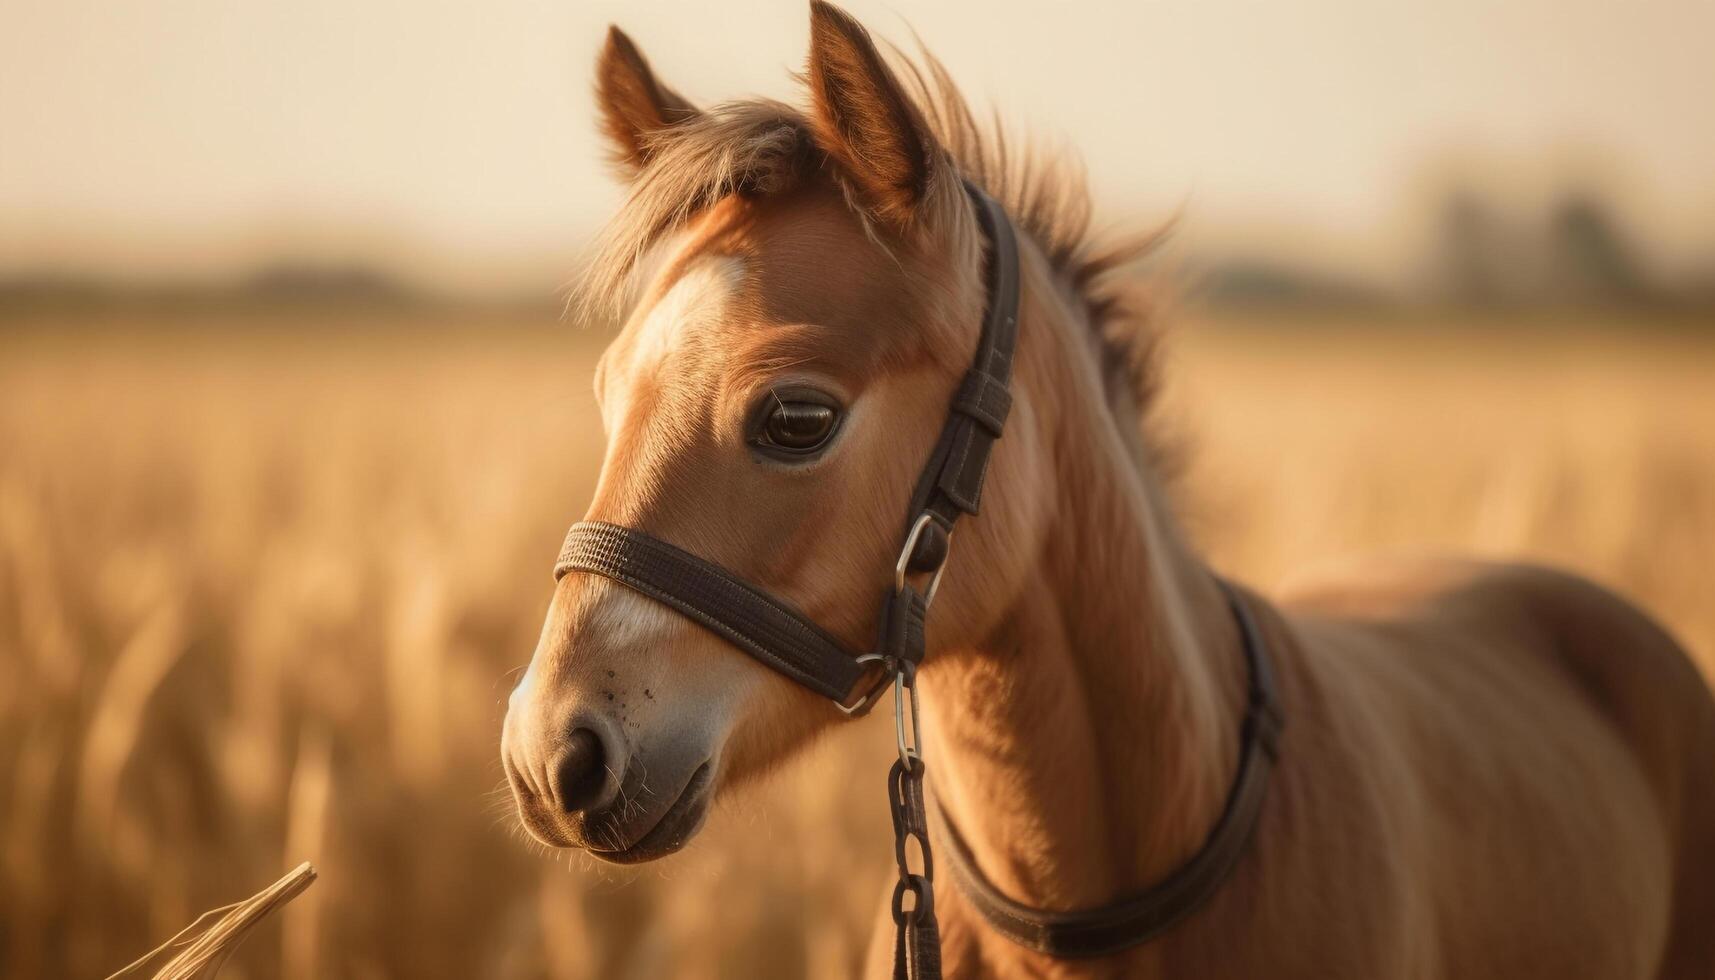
[1431, 189, 1661, 309]
[1199, 185, 1713, 316]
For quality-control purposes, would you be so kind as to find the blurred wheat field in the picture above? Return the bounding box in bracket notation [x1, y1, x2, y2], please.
[1, 309, 1712, 979]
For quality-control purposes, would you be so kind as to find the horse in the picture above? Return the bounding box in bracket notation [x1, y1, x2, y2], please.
[500, 4, 1715, 976]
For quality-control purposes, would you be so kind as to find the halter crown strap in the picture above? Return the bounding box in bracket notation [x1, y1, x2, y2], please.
[934, 579, 1283, 959]
[913, 188, 1020, 523]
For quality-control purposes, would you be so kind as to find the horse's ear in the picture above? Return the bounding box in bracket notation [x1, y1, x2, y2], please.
[595, 26, 699, 176]
[805, 2, 936, 229]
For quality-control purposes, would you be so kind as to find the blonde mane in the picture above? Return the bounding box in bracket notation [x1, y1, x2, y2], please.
[576, 46, 1170, 427]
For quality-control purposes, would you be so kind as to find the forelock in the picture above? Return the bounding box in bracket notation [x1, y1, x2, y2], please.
[574, 101, 811, 322]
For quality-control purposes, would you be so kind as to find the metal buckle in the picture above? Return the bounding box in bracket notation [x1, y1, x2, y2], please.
[835, 653, 893, 716]
[894, 512, 952, 607]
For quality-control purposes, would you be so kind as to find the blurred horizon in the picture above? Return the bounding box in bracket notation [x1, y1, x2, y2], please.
[5, 0, 1714, 312]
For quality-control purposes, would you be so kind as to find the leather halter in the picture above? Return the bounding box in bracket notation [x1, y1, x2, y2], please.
[556, 182, 1021, 715]
[551, 182, 1281, 976]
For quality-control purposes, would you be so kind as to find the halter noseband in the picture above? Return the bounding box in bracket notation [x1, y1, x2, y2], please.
[552, 183, 1280, 976]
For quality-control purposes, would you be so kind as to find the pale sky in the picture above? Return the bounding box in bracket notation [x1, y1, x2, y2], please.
[3, 0, 1712, 292]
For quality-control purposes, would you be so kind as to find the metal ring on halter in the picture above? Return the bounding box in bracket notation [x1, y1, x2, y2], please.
[835, 653, 893, 717]
[893, 668, 924, 768]
[895, 512, 952, 607]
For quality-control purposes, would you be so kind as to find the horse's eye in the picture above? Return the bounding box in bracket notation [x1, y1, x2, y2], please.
[759, 400, 839, 454]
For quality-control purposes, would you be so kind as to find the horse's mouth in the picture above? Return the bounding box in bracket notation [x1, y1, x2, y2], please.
[586, 761, 714, 864]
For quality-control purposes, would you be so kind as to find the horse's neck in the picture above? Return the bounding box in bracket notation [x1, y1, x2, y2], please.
[920, 268, 1248, 910]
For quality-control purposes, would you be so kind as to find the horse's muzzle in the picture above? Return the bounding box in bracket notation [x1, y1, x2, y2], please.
[502, 695, 716, 860]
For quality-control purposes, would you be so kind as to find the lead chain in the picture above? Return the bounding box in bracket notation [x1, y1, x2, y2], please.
[887, 662, 941, 979]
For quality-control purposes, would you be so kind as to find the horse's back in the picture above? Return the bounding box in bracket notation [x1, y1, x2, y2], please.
[1278, 556, 1715, 979]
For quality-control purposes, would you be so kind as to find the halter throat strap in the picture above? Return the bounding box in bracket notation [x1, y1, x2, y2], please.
[935, 579, 1283, 958]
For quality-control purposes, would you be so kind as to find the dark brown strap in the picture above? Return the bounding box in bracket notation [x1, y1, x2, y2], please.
[902, 185, 1021, 568]
[934, 579, 1282, 958]
[554, 521, 873, 704]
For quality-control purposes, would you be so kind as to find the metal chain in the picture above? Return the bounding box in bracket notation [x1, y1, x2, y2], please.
[883, 514, 946, 979]
[888, 661, 941, 980]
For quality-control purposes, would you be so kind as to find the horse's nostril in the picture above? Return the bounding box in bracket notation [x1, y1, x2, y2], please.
[550, 728, 608, 813]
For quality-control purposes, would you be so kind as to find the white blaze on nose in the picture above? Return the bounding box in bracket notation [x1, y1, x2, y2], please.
[593, 588, 682, 650]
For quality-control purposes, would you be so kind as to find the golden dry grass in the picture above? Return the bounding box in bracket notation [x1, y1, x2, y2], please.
[1, 308, 1711, 978]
